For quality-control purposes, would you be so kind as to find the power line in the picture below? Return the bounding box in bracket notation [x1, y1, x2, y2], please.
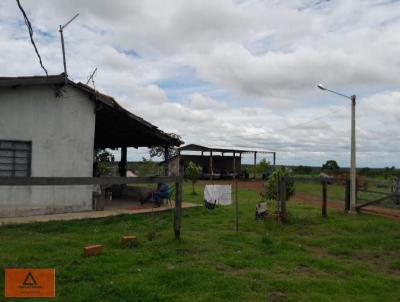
[16, 0, 48, 76]
[271, 107, 346, 133]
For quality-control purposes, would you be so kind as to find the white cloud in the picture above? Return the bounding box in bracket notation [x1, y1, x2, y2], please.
[1, 0, 400, 167]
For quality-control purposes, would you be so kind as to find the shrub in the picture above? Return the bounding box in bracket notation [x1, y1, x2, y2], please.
[185, 161, 202, 195]
[322, 160, 340, 171]
[265, 166, 295, 201]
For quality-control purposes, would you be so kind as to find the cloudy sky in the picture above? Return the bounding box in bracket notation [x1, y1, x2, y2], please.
[1, 0, 400, 167]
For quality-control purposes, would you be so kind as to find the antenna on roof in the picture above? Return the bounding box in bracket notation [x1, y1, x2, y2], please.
[59, 13, 79, 84]
[86, 67, 97, 89]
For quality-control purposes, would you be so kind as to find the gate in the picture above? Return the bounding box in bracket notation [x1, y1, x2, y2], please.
[356, 177, 400, 211]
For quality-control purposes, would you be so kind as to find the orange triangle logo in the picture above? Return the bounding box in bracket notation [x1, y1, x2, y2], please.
[22, 272, 37, 286]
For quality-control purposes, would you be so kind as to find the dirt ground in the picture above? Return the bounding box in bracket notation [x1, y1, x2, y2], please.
[200, 180, 400, 219]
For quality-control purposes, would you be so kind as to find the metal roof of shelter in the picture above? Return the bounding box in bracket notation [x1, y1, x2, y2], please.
[0, 74, 183, 149]
[179, 144, 275, 154]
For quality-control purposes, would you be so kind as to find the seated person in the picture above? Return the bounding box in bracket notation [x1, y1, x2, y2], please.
[143, 182, 169, 207]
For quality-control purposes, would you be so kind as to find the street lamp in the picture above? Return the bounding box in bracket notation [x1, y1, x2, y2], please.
[318, 84, 357, 213]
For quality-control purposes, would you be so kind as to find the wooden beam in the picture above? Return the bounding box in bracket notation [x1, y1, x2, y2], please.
[0, 176, 182, 186]
[164, 145, 170, 176]
[174, 158, 184, 240]
[209, 151, 213, 181]
[119, 146, 127, 177]
[233, 152, 239, 232]
[322, 181, 327, 217]
[253, 151, 257, 179]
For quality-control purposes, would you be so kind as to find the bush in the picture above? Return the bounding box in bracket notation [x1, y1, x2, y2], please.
[322, 160, 340, 171]
[185, 161, 202, 194]
[293, 165, 312, 175]
[265, 166, 295, 201]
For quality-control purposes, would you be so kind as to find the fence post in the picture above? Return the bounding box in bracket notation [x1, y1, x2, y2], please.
[322, 181, 327, 217]
[174, 158, 183, 240]
[276, 176, 281, 221]
[345, 179, 350, 212]
[392, 176, 399, 204]
[281, 177, 287, 223]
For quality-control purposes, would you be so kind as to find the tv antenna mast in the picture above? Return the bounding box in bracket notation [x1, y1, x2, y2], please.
[86, 67, 98, 91]
[59, 13, 79, 83]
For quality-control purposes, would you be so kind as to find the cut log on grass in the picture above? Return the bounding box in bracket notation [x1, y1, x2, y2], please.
[121, 235, 137, 247]
[83, 245, 103, 257]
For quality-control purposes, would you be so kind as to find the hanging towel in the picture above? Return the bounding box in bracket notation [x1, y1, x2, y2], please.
[204, 185, 232, 205]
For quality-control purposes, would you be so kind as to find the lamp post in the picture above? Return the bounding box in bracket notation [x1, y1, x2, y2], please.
[317, 84, 357, 213]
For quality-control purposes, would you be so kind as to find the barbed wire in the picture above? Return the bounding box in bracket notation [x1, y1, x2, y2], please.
[16, 0, 48, 76]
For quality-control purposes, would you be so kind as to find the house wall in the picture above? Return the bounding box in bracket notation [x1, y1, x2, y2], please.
[0, 84, 95, 217]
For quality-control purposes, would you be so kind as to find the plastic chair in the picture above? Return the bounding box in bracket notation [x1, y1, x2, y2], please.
[162, 186, 175, 208]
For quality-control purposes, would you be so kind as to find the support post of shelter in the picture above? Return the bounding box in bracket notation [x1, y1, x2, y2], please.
[233, 152, 239, 232]
[273, 152, 276, 166]
[174, 158, 183, 240]
[253, 151, 257, 179]
[164, 145, 169, 176]
[119, 146, 127, 177]
[209, 151, 213, 181]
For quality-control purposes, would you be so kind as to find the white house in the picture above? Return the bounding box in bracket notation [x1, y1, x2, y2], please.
[0, 74, 180, 218]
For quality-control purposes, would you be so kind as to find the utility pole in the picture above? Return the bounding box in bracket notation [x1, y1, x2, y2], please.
[318, 84, 357, 213]
[59, 13, 79, 84]
[350, 95, 356, 213]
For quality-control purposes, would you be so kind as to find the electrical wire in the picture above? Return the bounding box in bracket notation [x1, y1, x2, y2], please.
[16, 0, 48, 76]
[271, 107, 346, 133]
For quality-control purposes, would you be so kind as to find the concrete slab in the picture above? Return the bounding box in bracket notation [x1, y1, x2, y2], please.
[0, 202, 200, 226]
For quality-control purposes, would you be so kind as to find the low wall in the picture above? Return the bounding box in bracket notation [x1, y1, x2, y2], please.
[0, 185, 93, 218]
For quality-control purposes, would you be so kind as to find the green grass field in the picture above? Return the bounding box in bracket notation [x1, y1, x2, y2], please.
[295, 182, 345, 201]
[1, 183, 399, 301]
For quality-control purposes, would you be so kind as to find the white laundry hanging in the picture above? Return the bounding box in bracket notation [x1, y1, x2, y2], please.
[204, 185, 232, 205]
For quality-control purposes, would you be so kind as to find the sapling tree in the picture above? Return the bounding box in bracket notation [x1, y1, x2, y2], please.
[149, 133, 182, 160]
[322, 160, 340, 171]
[265, 166, 295, 223]
[185, 161, 202, 195]
[250, 158, 270, 178]
[93, 149, 115, 176]
[265, 166, 295, 201]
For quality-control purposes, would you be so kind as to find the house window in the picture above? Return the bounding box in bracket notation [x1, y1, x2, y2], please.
[0, 140, 31, 177]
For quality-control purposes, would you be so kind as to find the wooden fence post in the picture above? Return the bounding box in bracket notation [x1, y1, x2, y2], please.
[345, 179, 350, 212]
[322, 181, 327, 217]
[174, 158, 183, 240]
[392, 176, 399, 204]
[281, 177, 287, 223]
[276, 176, 281, 222]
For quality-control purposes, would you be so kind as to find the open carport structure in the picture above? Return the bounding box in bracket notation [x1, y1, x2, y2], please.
[168, 144, 276, 180]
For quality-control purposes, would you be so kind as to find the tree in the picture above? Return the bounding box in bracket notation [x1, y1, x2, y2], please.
[93, 149, 115, 176]
[322, 160, 340, 171]
[137, 157, 158, 177]
[265, 166, 295, 201]
[149, 133, 182, 160]
[185, 161, 202, 195]
[250, 158, 270, 177]
[383, 166, 396, 179]
[293, 165, 313, 175]
[359, 167, 370, 175]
